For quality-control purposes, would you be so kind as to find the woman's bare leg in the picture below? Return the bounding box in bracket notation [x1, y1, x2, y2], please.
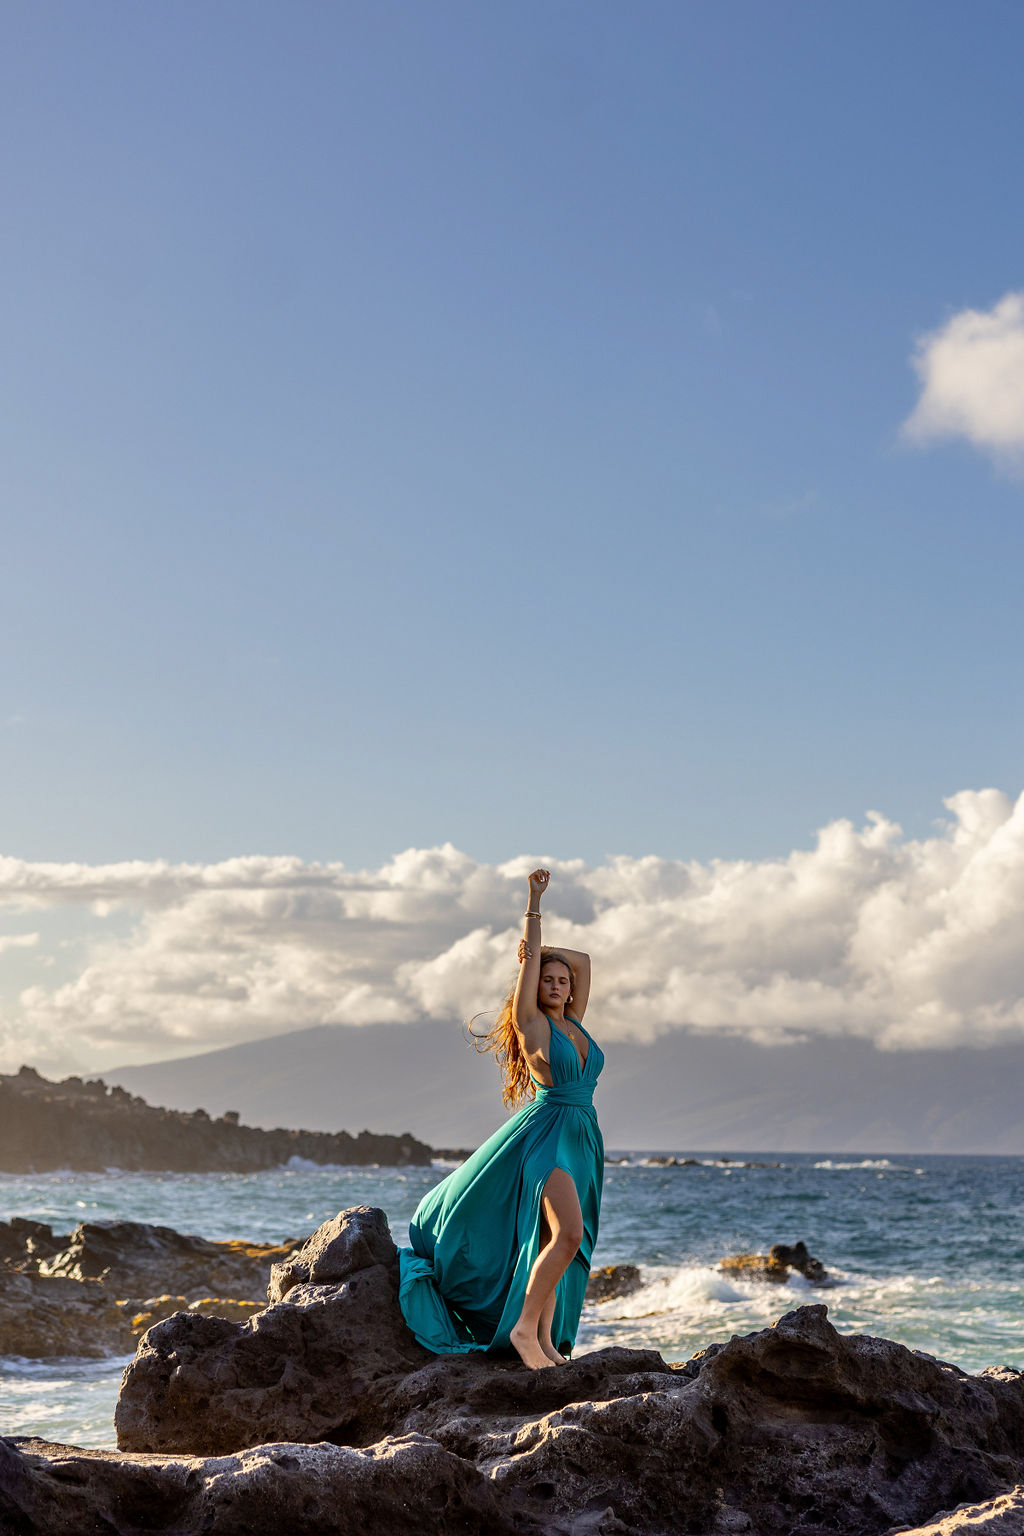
[533, 1207, 567, 1364]
[538, 1287, 566, 1364]
[510, 1169, 583, 1371]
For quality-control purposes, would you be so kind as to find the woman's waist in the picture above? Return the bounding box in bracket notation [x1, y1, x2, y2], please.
[530, 1081, 597, 1107]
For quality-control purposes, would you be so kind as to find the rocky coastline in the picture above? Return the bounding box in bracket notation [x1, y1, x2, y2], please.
[0, 1066, 432, 1173]
[3, 1205, 1024, 1535]
[0, 1217, 648, 1359]
[0, 1215, 299, 1358]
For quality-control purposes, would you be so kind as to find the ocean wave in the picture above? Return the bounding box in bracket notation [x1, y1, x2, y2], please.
[588, 1258, 863, 1322]
[812, 1158, 901, 1171]
[600, 1266, 745, 1317]
[584, 1260, 985, 1331]
[280, 1156, 371, 1172]
[0, 1353, 134, 1376]
[579, 1256, 1024, 1374]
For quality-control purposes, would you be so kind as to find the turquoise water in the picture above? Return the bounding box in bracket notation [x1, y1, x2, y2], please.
[2, 1151, 1022, 1448]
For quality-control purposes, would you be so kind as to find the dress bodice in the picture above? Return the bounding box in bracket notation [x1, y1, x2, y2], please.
[532, 1015, 604, 1106]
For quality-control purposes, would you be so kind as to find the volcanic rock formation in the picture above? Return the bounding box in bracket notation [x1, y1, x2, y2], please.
[0, 1065, 431, 1173]
[584, 1262, 643, 1303]
[76, 1206, 1024, 1536]
[0, 1216, 298, 1357]
[718, 1239, 829, 1284]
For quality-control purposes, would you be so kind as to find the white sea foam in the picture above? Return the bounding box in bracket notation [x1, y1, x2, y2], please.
[278, 1156, 406, 1174]
[578, 1260, 834, 1360]
[281, 1156, 361, 1172]
[602, 1266, 745, 1317]
[0, 1354, 132, 1449]
[578, 1256, 1016, 1368]
[812, 1158, 902, 1171]
[587, 1261, 829, 1323]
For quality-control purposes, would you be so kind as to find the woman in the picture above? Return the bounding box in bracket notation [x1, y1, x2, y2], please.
[398, 868, 604, 1370]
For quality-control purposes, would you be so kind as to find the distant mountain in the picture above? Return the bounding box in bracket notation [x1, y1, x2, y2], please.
[102, 1023, 1024, 1154]
[104, 1023, 501, 1148]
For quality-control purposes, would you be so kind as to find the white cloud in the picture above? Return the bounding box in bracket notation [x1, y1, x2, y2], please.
[0, 933, 39, 953]
[4, 790, 1024, 1074]
[903, 290, 1024, 470]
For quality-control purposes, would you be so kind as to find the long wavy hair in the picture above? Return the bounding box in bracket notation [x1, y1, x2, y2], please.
[472, 948, 576, 1110]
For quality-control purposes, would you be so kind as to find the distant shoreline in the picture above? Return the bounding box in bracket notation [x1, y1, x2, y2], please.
[0, 1066, 433, 1174]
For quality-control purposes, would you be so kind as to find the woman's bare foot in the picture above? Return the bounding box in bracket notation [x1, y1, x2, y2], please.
[540, 1335, 567, 1364]
[510, 1322, 556, 1370]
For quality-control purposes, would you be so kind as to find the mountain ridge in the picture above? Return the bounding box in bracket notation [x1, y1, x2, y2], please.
[100, 1022, 1024, 1154]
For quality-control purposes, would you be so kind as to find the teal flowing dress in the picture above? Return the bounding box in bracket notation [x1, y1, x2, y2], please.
[398, 1015, 604, 1357]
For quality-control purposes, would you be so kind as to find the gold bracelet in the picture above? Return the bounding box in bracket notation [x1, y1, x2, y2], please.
[524, 910, 542, 918]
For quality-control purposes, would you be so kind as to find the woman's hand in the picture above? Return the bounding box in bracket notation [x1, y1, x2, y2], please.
[518, 939, 533, 964]
[528, 868, 550, 901]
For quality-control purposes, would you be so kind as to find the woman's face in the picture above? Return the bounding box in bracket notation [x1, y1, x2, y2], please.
[538, 962, 572, 1013]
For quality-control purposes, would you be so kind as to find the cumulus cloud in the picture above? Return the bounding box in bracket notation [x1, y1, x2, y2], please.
[903, 290, 1024, 470]
[4, 789, 1024, 1073]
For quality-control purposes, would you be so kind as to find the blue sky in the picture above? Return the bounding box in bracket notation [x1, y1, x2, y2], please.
[3, 0, 1023, 874]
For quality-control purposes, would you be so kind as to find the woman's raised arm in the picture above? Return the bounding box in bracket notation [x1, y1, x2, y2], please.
[556, 947, 591, 1022]
[512, 868, 549, 1049]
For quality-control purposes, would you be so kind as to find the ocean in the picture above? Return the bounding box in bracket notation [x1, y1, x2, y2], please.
[2, 1150, 1022, 1449]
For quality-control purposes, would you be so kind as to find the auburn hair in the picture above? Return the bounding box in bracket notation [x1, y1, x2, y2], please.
[473, 949, 576, 1110]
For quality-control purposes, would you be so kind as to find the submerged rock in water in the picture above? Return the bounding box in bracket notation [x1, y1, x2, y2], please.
[585, 1262, 643, 1303]
[101, 1205, 1024, 1536]
[719, 1239, 829, 1284]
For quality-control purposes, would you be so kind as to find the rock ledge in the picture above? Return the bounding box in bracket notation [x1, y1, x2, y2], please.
[4, 1205, 1024, 1536]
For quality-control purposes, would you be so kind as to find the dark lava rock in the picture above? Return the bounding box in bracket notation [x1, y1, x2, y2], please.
[0, 1219, 65, 1268]
[585, 1263, 643, 1303]
[267, 1205, 396, 1303]
[719, 1238, 829, 1284]
[109, 1205, 1024, 1536]
[0, 1269, 136, 1358]
[0, 1218, 301, 1358]
[386, 1309, 1024, 1536]
[37, 1219, 295, 1302]
[115, 1208, 431, 1454]
[769, 1239, 828, 1281]
[0, 1435, 514, 1536]
[0, 1066, 432, 1172]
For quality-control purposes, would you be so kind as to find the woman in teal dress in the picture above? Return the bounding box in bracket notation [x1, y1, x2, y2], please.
[399, 868, 603, 1370]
